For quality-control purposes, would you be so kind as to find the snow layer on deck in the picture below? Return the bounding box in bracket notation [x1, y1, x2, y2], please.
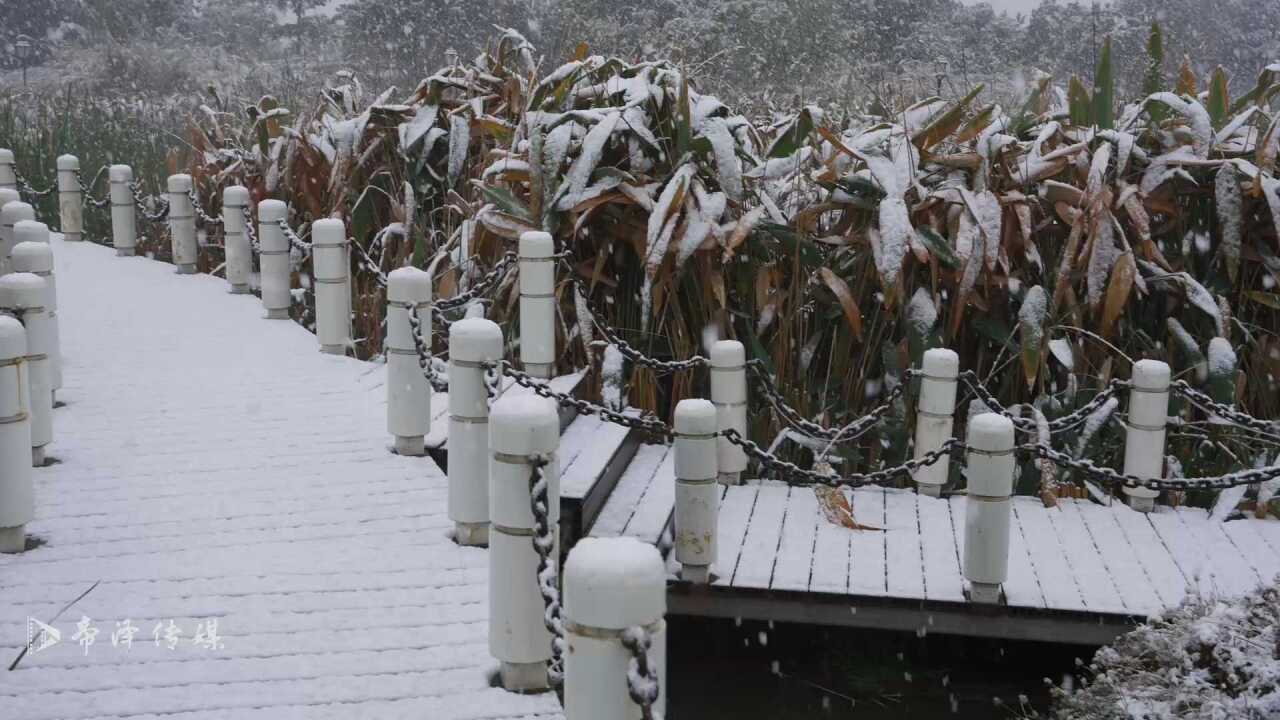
[0, 237, 562, 720]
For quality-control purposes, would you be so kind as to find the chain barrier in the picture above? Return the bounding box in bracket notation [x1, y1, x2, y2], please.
[76, 168, 111, 210]
[16, 173, 55, 200]
[188, 188, 223, 226]
[407, 305, 450, 393]
[721, 427, 963, 487]
[1171, 380, 1280, 437]
[1023, 443, 1280, 491]
[750, 361, 912, 443]
[526, 454, 566, 689]
[958, 371, 1129, 435]
[275, 218, 311, 252]
[130, 182, 170, 222]
[435, 252, 518, 312]
[620, 626, 663, 720]
[565, 269, 708, 374]
[242, 207, 260, 252]
[491, 361, 674, 440]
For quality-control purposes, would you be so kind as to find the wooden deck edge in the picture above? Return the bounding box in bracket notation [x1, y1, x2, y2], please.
[560, 425, 643, 547]
[667, 583, 1142, 646]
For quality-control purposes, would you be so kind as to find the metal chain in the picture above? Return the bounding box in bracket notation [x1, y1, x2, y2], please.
[527, 454, 566, 689]
[620, 626, 662, 720]
[76, 168, 111, 209]
[493, 361, 674, 439]
[275, 218, 311, 252]
[188, 188, 223, 226]
[240, 206, 261, 252]
[959, 371, 1128, 434]
[565, 270, 708, 374]
[1171, 380, 1279, 436]
[407, 305, 450, 393]
[435, 252, 518, 311]
[721, 427, 963, 487]
[15, 173, 54, 199]
[750, 361, 913, 442]
[130, 181, 170, 222]
[1025, 443, 1280, 491]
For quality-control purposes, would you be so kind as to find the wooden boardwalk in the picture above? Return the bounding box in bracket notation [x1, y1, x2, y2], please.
[591, 446, 1280, 645]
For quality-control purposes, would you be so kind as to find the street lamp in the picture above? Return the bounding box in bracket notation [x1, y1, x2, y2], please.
[444, 47, 459, 69]
[14, 35, 32, 88]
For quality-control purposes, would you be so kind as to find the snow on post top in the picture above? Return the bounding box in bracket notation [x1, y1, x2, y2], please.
[674, 398, 716, 435]
[922, 347, 958, 376]
[1131, 358, 1171, 390]
[448, 317, 502, 361]
[489, 395, 559, 455]
[710, 339, 744, 366]
[166, 173, 192, 192]
[518, 230, 554, 257]
[564, 536, 665, 630]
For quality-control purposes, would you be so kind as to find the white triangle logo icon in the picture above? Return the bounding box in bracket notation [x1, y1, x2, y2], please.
[27, 617, 61, 654]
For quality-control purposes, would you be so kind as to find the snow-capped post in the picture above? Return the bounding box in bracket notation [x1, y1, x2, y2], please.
[167, 174, 197, 274]
[221, 186, 251, 293]
[10, 225, 61, 396]
[489, 395, 560, 692]
[448, 317, 503, 546]
[0, 272, 52, 467]
[1, 199, 34, 275]
[56, 155, 82, 242]
[564, 536, 667, 719]
[0, 316, 33, 553]
[312, 218, 350, 355]
[963, 413, 1014, 604]
[1122, 359, 1170, 513]
[674, 398, 718, 583]
[386, 266, 432, 456]
[108, 165, 138, 256]
[257, 199, 291, 319]
[913, 348, 959, 497]
[0, 150, 15, 192]
[710, 340, 748, 485]
[518, 230, 555, 379]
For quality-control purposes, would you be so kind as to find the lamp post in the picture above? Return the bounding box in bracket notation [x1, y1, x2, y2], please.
[14, 35, 32, 88]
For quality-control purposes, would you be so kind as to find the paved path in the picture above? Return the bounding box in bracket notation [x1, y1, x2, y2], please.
[0, 237, 562, 720]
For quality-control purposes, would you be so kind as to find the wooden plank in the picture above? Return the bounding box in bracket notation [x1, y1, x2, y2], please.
[1067, 499, 1160, 615]
[1221, 519, 1280, 587]
[561, 416, 634, 501]
[1147, 508, 1218, 597]
[847, 488, 887, 596]
[622, 449, 676, 544]
[1042, 499, 1126, 613]
[1109, 503, 1188, 608]
[809, 488, 852, 594]
[1012, 498, 1087, 611]
[955, 495, 1045, 609]
[1172, 508, 1262, 597]
[771, 486, 819, 592]
[732, 483, 790, 589]
[712, 486, 758, 586]
[883, 488, 925, 599]
[555, 416, 606, 499]
[589, 444, 668, 538]
[918, 493, 964, 602]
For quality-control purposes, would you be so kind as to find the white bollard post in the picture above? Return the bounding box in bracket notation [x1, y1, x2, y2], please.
[221, 186, 252, 294]
[963, 413, 1014, 604]
[0, 273, 52, 467]
[0, 150, 16, 192]
[167, 174, 197, 273]
[108, 165, 138, 256]
[674, 398, 719, 583]
[449, 318, 503, 546]
[1123, 359, 1170, 513]
[564, 536, 667, 720]
[386, 266, 432, 456]
[257, 199, 291, 319]
[312, 218, 350, 355]
[0, 316, 34, 552]
[10, 225, 61, 396]
[518, 231, 556, 379]
[56, 155, 83, 243]
[710, 340, 748, 485]
[913, 348, 959, 497]
[1, 199, 34, 275]
[489, 395, 560, 692]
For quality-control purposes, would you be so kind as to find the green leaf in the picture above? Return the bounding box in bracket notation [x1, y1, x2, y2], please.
[915, 226, 960, 269]
[1246, 291, 1280, 310]
[766, 107, 817, 159]
[1208, 66, 1229, 130]
[913, 84, 984, 150]
[479, 184, 533, 222]
[1068, 76, 1091, 127]
[1091, 36, 1114, 129]
[758, 222, 823, 270]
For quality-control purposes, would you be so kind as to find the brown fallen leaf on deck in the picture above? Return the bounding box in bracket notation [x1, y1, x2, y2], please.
[814, 486, 882, 531]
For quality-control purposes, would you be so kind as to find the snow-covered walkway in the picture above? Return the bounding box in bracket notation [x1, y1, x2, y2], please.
[0, 237, 562, 720]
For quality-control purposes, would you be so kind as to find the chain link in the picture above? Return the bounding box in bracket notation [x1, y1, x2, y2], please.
[721, 427, 963, 487]
[1171, 380, 1280, 436]
[527, 454, 566, 689]
[493, 362, 674, 440]
[188, 188, 223, 226]
[76, 168, 111, 209]
[566, 269, 708, 374]
[751, 361, 913, 443]
[958, 371, 1129, 435]
[620, 626, 663, 720]
[130, 181, 170, 222]
[407, 305, 449, 393]
[275, 218, 311, 252]
[350, 237, 387, 288]
[241, 206, 260, 252]
[435, 252, 518, 311]
[15, 172, 55, 199]
[1025, 443, 1280, 491]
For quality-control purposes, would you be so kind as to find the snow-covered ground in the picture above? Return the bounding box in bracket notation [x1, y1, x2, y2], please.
[0, 236, 561, 720]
